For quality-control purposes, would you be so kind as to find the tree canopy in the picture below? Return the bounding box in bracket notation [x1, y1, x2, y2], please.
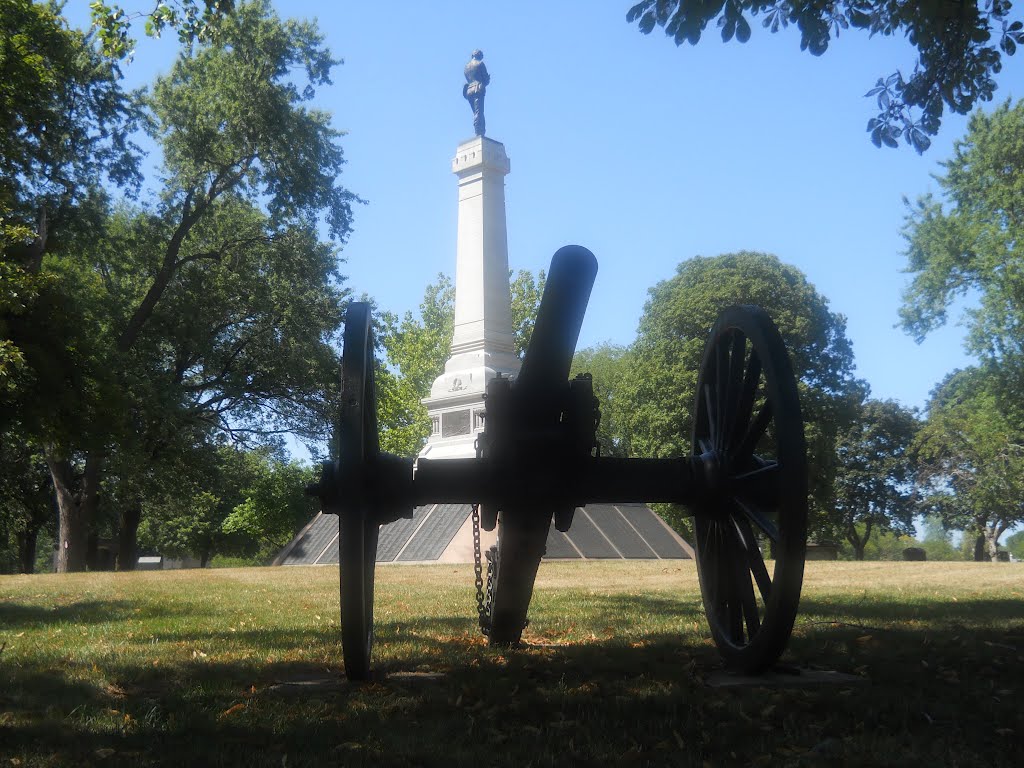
[2, 1, 356, 572]
[833, 398, 919, 559]
[913, 367, 1024, 561]
[901, 99, 1024, 404]
[88, 0, 235, 59]
[619, 251, 862, 538]
[627, 0, 1023, 152]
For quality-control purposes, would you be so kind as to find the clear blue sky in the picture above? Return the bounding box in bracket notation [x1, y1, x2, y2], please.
[71, 1, 1024, 410]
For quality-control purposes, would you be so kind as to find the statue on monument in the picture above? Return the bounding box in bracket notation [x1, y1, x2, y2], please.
[463, 49, 490, 136]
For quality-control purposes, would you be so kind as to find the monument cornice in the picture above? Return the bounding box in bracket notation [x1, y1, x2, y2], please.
[452, 135, 510, 176]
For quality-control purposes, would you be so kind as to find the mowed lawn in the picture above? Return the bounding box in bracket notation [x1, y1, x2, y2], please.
[1, 561, 1021, 767]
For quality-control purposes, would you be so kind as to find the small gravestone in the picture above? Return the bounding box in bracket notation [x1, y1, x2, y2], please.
[805, 543, 839, 560]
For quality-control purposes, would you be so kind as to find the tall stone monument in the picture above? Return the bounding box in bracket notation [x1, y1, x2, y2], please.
[419, 58, 519, 461]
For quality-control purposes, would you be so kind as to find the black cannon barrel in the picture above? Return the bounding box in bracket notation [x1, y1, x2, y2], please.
[516, 245, 598, 393]
[412, 455, 706, 508]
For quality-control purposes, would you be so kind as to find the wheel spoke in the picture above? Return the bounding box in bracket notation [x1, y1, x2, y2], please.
[729, 533, 760, 640]
[703, 382, 718, 448]
[733, 496, 780, 543]
[715, 339, 729, 450]
[722, 332, 746, 452]
[731, 460, 781, 506]
[718, 523, 743, 643]
[701, 522, 726, 628]
[734, 400, 773, 461]
[731, 513, 772, 603]
[729, 349, 761, 450]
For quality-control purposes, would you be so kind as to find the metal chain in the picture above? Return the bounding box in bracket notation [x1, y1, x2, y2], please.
[484, 544, 496, 627]
[471, 503, 489, 634]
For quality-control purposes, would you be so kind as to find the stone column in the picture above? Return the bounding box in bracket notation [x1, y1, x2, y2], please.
[420, 135, 520, 459]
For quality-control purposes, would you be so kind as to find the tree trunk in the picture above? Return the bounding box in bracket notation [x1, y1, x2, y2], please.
[199, 550, 210, 569]
[973, 533, 986, 562]
[47, 451, 103, 573]
[844, 520, 870, 560]
[16, 527, 38, 574]
[86, 529, 100, 571]
[116, 504, 142, 571]
[984, 527, 1002, 562]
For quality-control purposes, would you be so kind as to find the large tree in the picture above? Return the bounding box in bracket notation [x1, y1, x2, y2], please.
[620, 251, 863, 538]
[901, 99, 1024, 403]
[913, 367, 1024, 561]
[833, 398, 919, 560]
[26, 0, 356, 572]
[626, 1, 1024, 152]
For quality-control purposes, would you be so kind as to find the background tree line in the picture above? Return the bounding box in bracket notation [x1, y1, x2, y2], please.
[1, 0, 349, 572]
[4, 1, 1024, 572]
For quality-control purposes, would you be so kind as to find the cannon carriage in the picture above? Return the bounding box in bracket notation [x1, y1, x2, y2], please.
[309, 245, 807, 681]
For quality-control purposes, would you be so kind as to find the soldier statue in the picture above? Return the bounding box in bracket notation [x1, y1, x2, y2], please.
[463, 49, 490, 136]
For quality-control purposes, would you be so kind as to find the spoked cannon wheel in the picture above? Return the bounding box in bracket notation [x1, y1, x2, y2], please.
[336, 302, 381, 681]
[692, 305, 807, 674]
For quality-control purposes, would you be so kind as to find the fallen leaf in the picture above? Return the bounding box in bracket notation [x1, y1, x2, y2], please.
[221, 703, 246, 717]
[94, 749, 115, 759]
[984, 640, 1017, 651]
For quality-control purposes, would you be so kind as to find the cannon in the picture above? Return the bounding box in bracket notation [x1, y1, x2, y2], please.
[310, 245, 807, 681]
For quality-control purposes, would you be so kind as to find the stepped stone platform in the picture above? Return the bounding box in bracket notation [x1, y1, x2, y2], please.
[273, 503, 693, 566]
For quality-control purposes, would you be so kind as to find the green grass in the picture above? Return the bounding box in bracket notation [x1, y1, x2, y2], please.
[1, 561, 1021, 767]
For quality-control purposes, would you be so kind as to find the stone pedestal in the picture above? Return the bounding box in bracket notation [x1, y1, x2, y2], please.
[420, 136, 520, 460]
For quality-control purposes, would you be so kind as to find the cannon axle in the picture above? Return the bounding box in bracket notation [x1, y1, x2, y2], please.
[323, 453, 752, 519]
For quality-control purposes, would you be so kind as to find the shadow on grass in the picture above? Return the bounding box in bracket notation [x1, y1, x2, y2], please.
[797, 596, 1024, 626]
[0, 599, 213, 630]
[1, 592, 1021, 767]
